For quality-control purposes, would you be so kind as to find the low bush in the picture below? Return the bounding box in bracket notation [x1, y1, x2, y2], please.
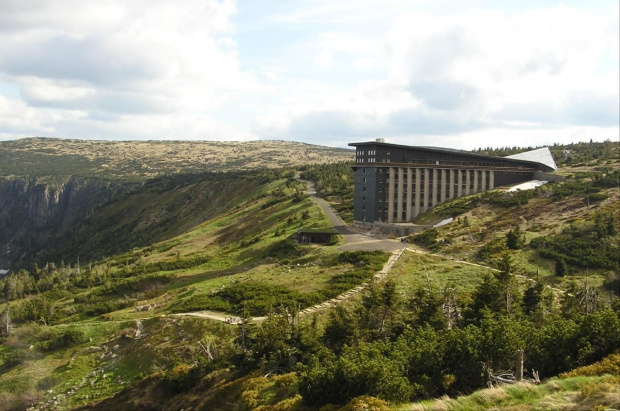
[39, 328, 86, 351]
[36, 375, 62, 390]
[164, 363, 203, 393]
[411, 229, 439, 250]
[173, 294, 232, 313]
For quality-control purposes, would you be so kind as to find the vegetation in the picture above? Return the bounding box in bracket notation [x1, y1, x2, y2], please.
[530, 212, 619, 270]
[172, 251, 387, 316]
[0, 138, 618, 409]
[475, 139, 618, 167]
[0, 137, 354, 180]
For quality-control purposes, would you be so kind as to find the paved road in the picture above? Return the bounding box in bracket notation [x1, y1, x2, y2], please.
[300, 178, 403, 252]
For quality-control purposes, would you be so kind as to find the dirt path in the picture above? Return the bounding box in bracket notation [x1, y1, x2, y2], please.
[174, 246, 407, 323]
[405, 246, 565, 295]
[298, 246, 407, 316]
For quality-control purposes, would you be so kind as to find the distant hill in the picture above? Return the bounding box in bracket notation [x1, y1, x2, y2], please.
[0, 137, 354, 180]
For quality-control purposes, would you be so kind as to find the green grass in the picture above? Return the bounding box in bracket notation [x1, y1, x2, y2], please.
[395, 375, 620, 411]
[38, 177, 344, 323]
[390, 251, 495, 296]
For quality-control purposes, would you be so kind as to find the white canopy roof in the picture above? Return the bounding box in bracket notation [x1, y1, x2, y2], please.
[506, 147, 557, 171]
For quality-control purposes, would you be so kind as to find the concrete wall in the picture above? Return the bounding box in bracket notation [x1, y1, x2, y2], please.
[534, 171, 565, 182]
[353, 167, 379, 223]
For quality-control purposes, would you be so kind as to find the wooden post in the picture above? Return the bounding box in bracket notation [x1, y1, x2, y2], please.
[516, 349, 524, 381]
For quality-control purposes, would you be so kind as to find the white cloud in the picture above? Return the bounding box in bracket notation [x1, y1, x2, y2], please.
[255, 4, 618, 146]
[0, 0, 263, 140]
[0, 1, 617, 147]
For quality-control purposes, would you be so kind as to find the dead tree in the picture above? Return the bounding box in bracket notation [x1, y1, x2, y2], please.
[516, 349, 524, 381]
[1, 305, 12, 336]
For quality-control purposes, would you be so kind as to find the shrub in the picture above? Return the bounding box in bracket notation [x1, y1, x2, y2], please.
[39, 328, 86, 351]
[586, 193, 608, 204]
[1, 349, 30, 369]
[164, 364, 203, 393]
[36, 375, 62, 390]
[478, 238, 506, 260]
[555, 258, 567, 277]
[340, 396, 390, 411]
[173, 294, 232, 313]
[482, 191, 532, 207]
[560, 353, 620, 378]
[506, 226, 525, 250]
[411, 229, 439, 249]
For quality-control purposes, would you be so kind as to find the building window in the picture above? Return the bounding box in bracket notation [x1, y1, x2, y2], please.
[363, 177, 367, 183]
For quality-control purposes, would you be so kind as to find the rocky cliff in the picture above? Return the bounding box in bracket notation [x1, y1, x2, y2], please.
[0, 177, 139, 269]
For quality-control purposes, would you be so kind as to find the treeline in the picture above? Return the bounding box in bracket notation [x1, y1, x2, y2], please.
[474, 139, 618, 165]
[299, 162, 354, 198]
[214, 254, 620, 408]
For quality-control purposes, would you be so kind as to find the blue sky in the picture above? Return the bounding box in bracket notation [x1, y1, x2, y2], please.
[0, 0, 617, 149]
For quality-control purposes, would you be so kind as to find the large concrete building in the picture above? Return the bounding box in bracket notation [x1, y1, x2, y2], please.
[349, 140, 557, 226]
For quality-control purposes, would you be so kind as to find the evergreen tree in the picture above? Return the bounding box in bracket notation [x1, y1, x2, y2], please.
[505, 226, 525, 250]
[409, 287, 446, 330]
[555, 258, 567, 277]
[322, 305, 359, 354]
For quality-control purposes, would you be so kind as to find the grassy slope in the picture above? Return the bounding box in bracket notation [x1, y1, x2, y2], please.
[37, 172, 271, 264]
[1, 143, 617, 410]
[0, 176, 346, 409]
[398, 353, 620, 411]
[403, 185, 619, 297]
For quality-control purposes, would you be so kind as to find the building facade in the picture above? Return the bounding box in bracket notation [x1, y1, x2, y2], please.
[349, 141, 557, 225]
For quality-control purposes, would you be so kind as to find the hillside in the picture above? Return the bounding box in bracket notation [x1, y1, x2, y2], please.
[0, 137, 353, 269]
[0, 139, 618, 410]
[0, 138, 354, 180]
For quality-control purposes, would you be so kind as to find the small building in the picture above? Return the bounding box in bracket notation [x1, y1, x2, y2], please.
[297, 228, 339, 244]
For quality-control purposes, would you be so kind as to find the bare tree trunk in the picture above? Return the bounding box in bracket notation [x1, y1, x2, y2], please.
[516, 349, 524, 381]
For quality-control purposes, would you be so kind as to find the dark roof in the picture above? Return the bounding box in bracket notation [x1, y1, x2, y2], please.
[297, 228, 338, 234]
[348, 141, 556, 172]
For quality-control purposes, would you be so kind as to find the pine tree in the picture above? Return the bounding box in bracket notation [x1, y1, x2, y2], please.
[506, 226, 525, 250]
[555, 258, 567, 277]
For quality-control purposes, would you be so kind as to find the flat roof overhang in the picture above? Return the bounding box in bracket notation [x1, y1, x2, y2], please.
[349, 141, 556, 172]
[351, 163, 537, 172]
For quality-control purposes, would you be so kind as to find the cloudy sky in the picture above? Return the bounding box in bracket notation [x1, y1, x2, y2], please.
[0, 0, 618, 149]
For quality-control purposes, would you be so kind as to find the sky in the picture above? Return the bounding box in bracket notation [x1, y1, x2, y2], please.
[0, 0, 618, 150]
